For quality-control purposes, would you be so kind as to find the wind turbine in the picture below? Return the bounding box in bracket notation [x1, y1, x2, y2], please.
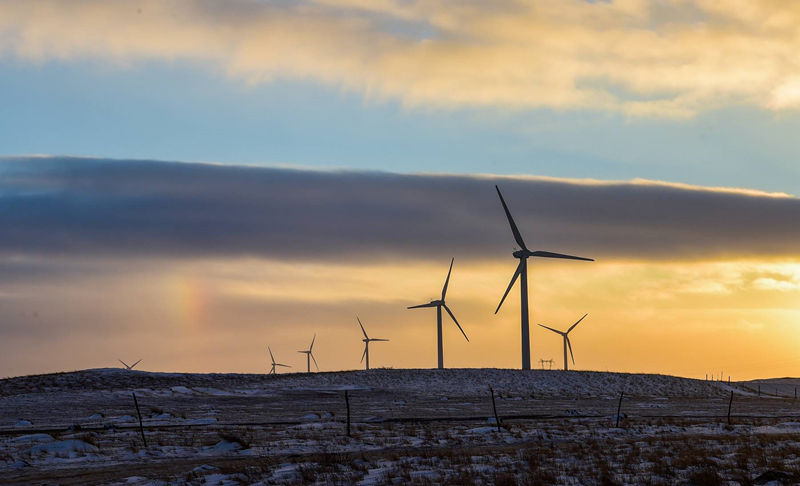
[118, 359, 142, 370]
[538, 314, 588, 371]
[298, 334, 319, 373]
[494, 185, 593, 370]
[408, 258, 469, 369]
[358, 316, 388, 370]
[267, 346, 291, 375]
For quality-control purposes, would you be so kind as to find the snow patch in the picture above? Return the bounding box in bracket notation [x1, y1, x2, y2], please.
[204, 440, 243, 453]
[9, 433, 54, 444]
[29, 439, 99, 457]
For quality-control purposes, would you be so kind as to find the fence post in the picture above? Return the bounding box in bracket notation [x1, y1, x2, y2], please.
[615, 391, 624, 428]
[344, 390, 351, 438]
[727, 390, 733, 425]
[132, 392, 147, 448]
[489, 387, 501, 432]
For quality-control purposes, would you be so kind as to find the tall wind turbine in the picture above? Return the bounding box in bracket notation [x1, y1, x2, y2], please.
[268, 346, 291, 375]
[357, 316, 388, 370]
[408, 258, 469, 369]
[118, 359, 142, 370]
[494, 185, 593, 370]
[538, 314, 588, 371]
[298, 334, 319, 373]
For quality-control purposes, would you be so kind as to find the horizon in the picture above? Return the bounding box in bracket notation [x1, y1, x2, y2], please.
[6, 365, 793, 384]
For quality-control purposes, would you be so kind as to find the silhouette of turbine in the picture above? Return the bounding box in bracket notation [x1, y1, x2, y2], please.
[495, 185, 593, 370]
[538, 314, 588, 371]
[298, 334, 319, 373]
[118, 359, 142, 370]
[408, 257, 468, 369]
[357, 316, 388, 370]
[268, 346, 291, 375]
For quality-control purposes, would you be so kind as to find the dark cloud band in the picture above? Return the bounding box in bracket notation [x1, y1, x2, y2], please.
[2, 156, 798, 261]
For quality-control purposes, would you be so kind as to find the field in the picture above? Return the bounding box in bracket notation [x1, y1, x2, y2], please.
[1, 368, 799, 485]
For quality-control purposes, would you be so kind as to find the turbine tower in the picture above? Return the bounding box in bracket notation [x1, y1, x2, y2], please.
[358, 316, 389, 370]
[298, 334, 319, 373]
[118, 359, 142, 370]
[494, 185, 593, 370]
[268, 346, 291, 375]
[408, 257, 469, 369]
[538, 314, 588, 371]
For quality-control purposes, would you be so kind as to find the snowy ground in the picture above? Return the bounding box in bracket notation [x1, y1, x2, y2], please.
[1, 368, 799, 484]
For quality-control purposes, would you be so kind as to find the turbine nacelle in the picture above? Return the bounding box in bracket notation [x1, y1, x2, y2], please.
[407, 301, 442, 309]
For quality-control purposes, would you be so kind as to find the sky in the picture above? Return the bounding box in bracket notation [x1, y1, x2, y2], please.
[1, 0, 799, 379]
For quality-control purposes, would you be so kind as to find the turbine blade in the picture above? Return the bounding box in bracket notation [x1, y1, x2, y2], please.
[408, 303, 435, 309]
[277, 364, 291, 368]
[537, 324, 565, 335]
[531, 250, 593, 262]
[567, 337, 575, 365]
[361, 345, 367, 363]
[444, 304, 469, 342]
[131, 359, 142, 369]
[357, 316, 369, 339]
[373, 338, 389, 342]
[495, 261, 523, 314]
[496, 185, 528, 251]
[310, 333, 316, 351]
[118, 359, 129, 368]
[441, 257, 454, 300]
[268, 346, 275, 363]
[567, 313, 588, 334]
[310, 353, 319, 371]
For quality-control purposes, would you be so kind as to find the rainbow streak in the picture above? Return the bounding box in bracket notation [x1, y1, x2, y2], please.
[171, 274, 207, 331]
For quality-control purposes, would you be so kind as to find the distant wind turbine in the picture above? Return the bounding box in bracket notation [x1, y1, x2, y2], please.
[298, 334, 319, 373]
[495, 185, 594, 370]
[408, 258, 468, 369]
[118, 359, 142, 370]
[538, 314, 588, 371]
[268, 346, 291, 375]
[357, 317, 389, 370]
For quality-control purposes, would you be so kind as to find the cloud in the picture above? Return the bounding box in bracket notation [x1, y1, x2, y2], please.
[2, 1, 800, 116]
[1, 156, 799, 262]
